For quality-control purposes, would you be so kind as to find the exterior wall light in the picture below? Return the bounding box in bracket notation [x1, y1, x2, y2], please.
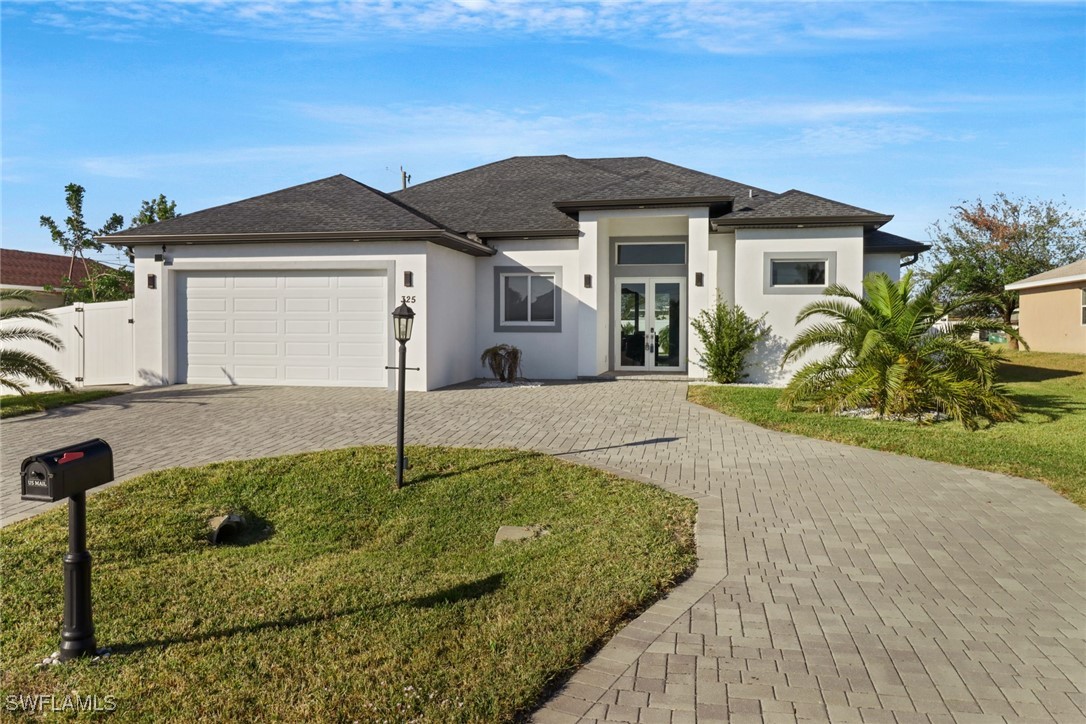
[584, 274, 592, 288]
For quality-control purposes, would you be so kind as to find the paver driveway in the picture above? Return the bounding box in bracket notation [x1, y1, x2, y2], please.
[2, 382, 1083, 722]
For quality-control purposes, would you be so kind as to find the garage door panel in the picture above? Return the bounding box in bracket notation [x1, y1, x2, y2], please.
[180, 271, 388, 387]
[234, 276, 277, 288]
[233, 298, 278, 312]
[233, 319, 278, 334]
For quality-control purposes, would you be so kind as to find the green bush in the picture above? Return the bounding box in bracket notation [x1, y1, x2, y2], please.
[691, 298, 770, 383]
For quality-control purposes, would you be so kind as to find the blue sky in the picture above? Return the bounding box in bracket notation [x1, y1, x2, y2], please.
[3, 1, 1084, 267]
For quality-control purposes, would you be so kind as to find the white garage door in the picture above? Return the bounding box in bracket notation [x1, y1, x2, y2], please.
[179, 270, 388, 387]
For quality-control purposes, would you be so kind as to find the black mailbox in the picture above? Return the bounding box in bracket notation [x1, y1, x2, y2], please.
[21, 439, 114, 502]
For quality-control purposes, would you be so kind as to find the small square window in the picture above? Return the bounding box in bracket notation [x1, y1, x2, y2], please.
[771, 260, 826, 286]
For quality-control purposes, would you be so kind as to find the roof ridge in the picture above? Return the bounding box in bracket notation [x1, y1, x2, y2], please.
[394, 155, 575, 196]
[337, 176, 448, 232]
[772, 188, 884, 216]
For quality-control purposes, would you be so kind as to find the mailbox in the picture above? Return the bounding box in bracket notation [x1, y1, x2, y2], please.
[21, 439, 114, 502]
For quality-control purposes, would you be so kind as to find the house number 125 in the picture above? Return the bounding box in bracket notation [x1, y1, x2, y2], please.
[401, 295, 416, 304]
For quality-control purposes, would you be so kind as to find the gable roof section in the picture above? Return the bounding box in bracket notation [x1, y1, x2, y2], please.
[1005, 258, 1086, 291]
[0, 248, 112, 289]
[394, 155, 774, 237]
[104, 175, 493, 256]
[714, 189, 892, 228]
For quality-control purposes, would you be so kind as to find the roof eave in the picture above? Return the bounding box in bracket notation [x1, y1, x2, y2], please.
[475, 228, 578, 240]
[712, 214, 893, 231]
[1005, 273, 1086, 291]
[99, 229, 495, 256]
[554, 195, 734, 212]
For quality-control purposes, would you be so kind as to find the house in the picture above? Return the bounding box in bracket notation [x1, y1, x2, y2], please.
[0, 248, 113, 310]
[103, 155, 929, 390]
[1005, 259, 1086, 354]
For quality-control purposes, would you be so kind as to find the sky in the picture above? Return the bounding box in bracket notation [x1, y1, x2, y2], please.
[2, 0, 1084, 268]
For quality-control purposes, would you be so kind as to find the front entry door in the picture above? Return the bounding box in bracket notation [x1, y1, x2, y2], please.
[616, 277, 686, 371]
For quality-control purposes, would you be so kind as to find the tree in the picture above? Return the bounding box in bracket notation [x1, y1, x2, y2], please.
[130, 194, 179, 228]
[779, 268, 1022, 430]
[0, 290, 72, 393]
[39, 183, 124, 303]
[927, 194, 1086, 348]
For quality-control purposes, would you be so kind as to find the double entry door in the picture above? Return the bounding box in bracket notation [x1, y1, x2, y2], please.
[615, 277, 686, 371]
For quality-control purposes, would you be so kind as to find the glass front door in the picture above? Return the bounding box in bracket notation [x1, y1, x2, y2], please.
[616, 278, 685, 370]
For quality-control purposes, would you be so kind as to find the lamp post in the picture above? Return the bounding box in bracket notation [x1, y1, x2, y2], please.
[391, 303, 415, 489]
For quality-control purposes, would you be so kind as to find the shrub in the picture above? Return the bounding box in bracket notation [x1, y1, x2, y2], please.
[779, 267, 1022, 429]
[481, 344, 522, 383]
[691, 298, 770, 383]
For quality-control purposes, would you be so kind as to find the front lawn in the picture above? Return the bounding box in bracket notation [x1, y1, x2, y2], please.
[690, 350, 1086, 507]
[0, 389, 123, 419]
[0, 446, 695, 721]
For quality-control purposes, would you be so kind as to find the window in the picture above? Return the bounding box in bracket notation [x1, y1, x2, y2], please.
[501, 273, 556, 325]
[616, 243, 686, 265]
[1081, 288, 1086, 326]
[771, 260, 826, 286]
[762, 251, 837, 295]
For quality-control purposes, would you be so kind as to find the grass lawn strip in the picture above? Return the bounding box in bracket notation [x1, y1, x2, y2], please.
[690, 350, 1085, 507]
[0, 389, 123, 419]
[0, 446, 695, 721]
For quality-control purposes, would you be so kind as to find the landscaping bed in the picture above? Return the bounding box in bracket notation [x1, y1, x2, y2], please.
[690, 350, 1086, 507]
[0, 389, 123, 419]
[0, 446, 695, 720]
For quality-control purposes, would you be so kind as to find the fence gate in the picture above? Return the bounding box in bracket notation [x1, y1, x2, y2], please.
[6, 299, 134, 391]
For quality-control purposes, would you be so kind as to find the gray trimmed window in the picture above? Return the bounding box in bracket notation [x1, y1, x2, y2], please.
[493, 266, 563, 332]
[763, 251, 837, 295]
[616, 242, 686, 265]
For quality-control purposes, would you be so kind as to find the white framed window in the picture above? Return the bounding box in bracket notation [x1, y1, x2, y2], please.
[616, 242, 686, 265]
[1081, 288, 1085, 326]
[500, 273, 556, 326]
[763, 251, 837, 295]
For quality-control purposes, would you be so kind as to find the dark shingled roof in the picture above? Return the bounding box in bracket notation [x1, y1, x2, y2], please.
[394, 155, 774, 235]
[1, 248, 113, 288]
[109, 175, 445, 238]
[716, 189, 891, 226]
[863, 229, 930, 254]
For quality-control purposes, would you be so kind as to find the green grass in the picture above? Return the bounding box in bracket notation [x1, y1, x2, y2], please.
[0, 389, 123, 419]
[0, 446, 695, 721]
[690, 350, 1086, 507]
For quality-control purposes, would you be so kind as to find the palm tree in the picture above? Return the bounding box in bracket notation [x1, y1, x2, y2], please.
[779, 266, 1022, 429]
[1, 290, 72, 394]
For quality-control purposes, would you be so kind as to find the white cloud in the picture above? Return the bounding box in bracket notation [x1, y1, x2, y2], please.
[5, 0, 989, 54]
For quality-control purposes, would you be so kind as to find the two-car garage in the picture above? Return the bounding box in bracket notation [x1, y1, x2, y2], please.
[176, 270, 389, 387]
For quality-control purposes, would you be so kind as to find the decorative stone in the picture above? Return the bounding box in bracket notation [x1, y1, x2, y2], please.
[494, 525, 550, 545]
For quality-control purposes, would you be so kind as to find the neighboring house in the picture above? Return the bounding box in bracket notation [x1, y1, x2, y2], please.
[0, 248, 111, 310]
[1005, 259, 1086, 354]
[103, 155, 929, 390]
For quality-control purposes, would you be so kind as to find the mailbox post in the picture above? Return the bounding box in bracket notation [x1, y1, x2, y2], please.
[21, 439, 114, 661]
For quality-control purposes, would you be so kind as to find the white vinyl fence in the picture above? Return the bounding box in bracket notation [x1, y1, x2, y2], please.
[4, 300, 134, 392]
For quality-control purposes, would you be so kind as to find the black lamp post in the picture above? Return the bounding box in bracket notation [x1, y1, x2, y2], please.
[391, 303, 415, 489]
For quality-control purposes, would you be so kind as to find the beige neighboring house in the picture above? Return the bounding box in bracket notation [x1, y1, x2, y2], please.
[1005, 258, 1086, 354]
[0, 248, 111, 310]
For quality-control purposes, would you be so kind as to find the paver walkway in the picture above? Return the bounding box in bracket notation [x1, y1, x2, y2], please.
[2, 382, 1083, 722]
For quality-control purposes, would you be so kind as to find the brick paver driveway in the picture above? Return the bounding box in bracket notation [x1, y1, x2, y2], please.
[2, 382, 1083, 722]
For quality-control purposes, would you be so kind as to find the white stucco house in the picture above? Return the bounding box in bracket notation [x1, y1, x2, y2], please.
[103, 155, 928, 391]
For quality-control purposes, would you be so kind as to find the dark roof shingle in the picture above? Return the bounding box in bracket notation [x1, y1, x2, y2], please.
[109, 175, 445, 238]
[394, 155, 775, 235]
[717, 189, 891, 225]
